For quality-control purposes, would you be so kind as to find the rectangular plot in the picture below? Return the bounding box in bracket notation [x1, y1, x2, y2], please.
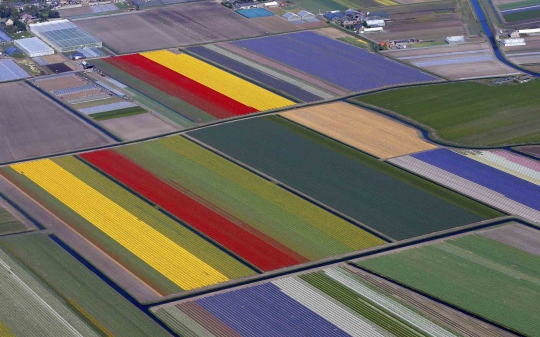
[79, 101, 137, 115]
[234, 31, 438, 92]
[281, 102, 437, 158]
[188, 116, 499, 240]
[0, 233, 172, 337]
[0, 59, 30, 82]
[412, 55, 493, 67]
[356, 225, 540, 337]
[152, 266, 461, 337]
[187, 46, 322, 102]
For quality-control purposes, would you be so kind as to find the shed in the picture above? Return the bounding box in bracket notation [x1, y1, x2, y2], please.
[4, 46, 20, 56]
[501, 38, 526, 46]
[263, 1, 278, 7]
[518, 28, 540, 35]
[0, 31, 12, 45]
[365, 19, 385, 27]
[445, 35, 465, 44]
[14, 37, 55, 57]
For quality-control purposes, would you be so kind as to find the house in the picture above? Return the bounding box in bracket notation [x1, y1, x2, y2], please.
[20, 14, 34, 24]
[5, 19, 13, 26]
[345, 9, 363, 20]
[508, 30, 520, 38]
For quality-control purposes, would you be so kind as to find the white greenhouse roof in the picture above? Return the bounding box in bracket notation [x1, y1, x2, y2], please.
[30, 19, 101, 51]
[14, 37, 54, 56]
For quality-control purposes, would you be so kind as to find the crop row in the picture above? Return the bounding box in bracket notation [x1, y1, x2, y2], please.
[5, 157, 254, 295]
[152, 266, 458, 336]
[390, 149, 540, 222]
[356, 226, 540, 337]
[142, 50, 294, 111]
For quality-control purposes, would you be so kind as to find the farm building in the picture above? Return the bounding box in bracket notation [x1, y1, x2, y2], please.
[0, 31, 12, 45]
[366, 11, 390, 21]
[445, 35, 466, 44]
[323, 11, 345, 21]
[235, 1, 259, 9]
[29, 19, 102, 52]
[493, 77, 513, 85]
[508, 30, 520, 38]
[518, 28, 540, 35]
[501, 38, 526, 46]
[365, 19, 385, 27]
[283, 12, 301, 21]
[362, 27, 383, 33]
[263, 1, 278, 8]
[14, 37, 54, 57]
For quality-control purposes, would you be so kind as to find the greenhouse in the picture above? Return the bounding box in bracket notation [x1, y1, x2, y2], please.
[29, 19, 102, 52]
[14, 37, 55, 57]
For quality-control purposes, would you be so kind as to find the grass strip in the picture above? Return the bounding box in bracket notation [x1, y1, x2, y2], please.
[91, 106, 147, 121]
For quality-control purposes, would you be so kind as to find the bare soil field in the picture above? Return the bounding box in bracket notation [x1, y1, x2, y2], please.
[33, 74, 87, 91]
[0, 176, 160, 303]
[281, 102, 437, 158]
[75, 2, 270, 54]
[373, 21, 465, 41]
[41, 54, 68, 64]
[385, 41, 519, 79]
[58, 6, 94, 17]
[0, 82, 113, 163]
[251, 16, 300, 33]
[315, 27, 351, 39]
[100, 113, 178, 140]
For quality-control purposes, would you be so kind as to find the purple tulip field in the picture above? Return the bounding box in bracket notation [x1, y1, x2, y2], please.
[233, 31, 440, 92]
[389, 149, 540, 223]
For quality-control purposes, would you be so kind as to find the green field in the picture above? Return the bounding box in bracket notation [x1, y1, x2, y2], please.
[292, 0, 393, 13]
[91, 59, 199, 128]
[338, 37, 370, 49]
[499, 0, 540, 10]
[0, 206, 27, 235]
[188, 116, 501, 240]
[503, 8, 540, 22]
[356, 226, 540, 336]
[116, 137, 385, 259]
[91, 106, 147, 121]
[0, 239, 100, 337]
[0, 233, 171, 337]
[355, 81, 540, 146]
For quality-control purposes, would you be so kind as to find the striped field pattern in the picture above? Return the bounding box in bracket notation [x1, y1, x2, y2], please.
[152, 266, 459, 337]
[102, 50, 294, 123]
[356, 222, 540, 337]
[389, 149, 540, 222]
[1, 136, 384, 295]
[4, 157, 255, 295]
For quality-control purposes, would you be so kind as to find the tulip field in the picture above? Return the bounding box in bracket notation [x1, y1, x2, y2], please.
[152, 266, 461, 337]
[100, 50, 294, 124]
[0, 136, 385, 297]
[389, 149, 540, 223]
[356, 222, 540, 337]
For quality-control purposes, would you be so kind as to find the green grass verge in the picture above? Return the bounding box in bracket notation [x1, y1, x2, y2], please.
[338, 36, 370, 49]
[356, 230, 540, 336]
[0, 233, 171, 337]
[91, 106, 147, 121]
[355, 81, 540, 146]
